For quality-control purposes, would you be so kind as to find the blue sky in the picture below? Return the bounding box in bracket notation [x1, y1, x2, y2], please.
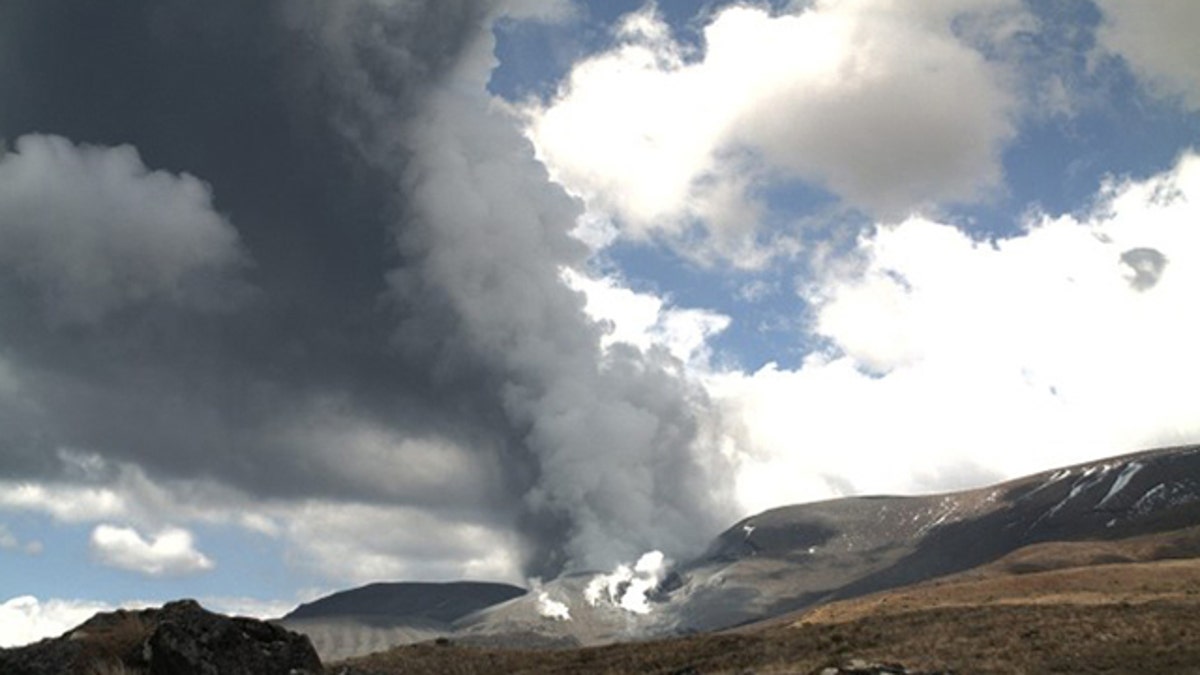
[2, 0, 1199, 647]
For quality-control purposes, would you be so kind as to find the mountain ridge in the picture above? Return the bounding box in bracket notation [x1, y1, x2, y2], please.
[286, 443, 1200, 660]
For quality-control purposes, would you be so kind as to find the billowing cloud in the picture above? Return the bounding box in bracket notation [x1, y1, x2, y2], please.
[1096, 1, 1200, 110]
[89, 524, 215, 577]
[0, 0, 737, 583]
[715, 150, 1200, 513]
[381, 18, 737, 571]
[527, 0, 1023, 263]
[0, 596, 130, 648]
[0, 134, 251, 325]
[563, 268, 730, 368]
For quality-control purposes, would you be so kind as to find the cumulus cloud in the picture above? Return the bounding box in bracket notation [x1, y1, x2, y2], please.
[562, 268, 730, 368]
[527, 0, 1022, 263]
[0, 482, 127, 523]
[89, 524, 215, 577]
[1096, 0, 1200, 110]
[0, 596, 136, 648]
[714, 151, 1200, 513]
[0, 134, 250, 324]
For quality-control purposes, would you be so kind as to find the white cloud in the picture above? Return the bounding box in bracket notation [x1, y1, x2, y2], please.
[528, 1, 1022, 263]
[0, 450, 525, 587]
[281, 500, 525, 585]
[201, 596, 298, 620]
[0, 596, 146, 648]
[563, 268, 730, 368]
[89, 524, 215, 577]
[0, 134, 250, 324]
[1096, 1, 1200, 111]
[713, 150, 1200, 514]
[0, 483, 127, 523]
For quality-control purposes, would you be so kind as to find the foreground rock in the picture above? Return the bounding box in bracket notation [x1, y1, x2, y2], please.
[0, 599, 322, 675]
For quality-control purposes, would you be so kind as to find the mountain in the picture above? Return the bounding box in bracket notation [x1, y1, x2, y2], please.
[277, 582, 525, 662]
[346, 544, 1200, 674]
[0, 599, 321, 675]
[664, 442, 1200, 632]
[286, 444, 1200, 662]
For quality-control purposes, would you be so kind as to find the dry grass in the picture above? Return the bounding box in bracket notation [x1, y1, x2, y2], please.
[342, 554, 1200, 675]
[795, 557, 1200, 626]
[72, 611, 153, 675]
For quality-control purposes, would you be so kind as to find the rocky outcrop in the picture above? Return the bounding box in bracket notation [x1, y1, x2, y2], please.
[0, 599, 322, 675]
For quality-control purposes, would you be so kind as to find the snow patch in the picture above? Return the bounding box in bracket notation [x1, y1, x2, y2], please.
[1028, 469, 1074, 499]
[1132, 481, 1199, 515]
[1096, 461, 1144, 509]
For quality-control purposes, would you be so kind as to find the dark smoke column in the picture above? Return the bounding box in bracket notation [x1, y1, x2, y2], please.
[318, 0, 737, 575]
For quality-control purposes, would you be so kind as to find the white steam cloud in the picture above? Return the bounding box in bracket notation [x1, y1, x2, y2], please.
[584, 550, 669, 615]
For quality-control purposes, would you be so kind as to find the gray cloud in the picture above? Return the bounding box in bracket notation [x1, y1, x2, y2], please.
[1121, 247, 1168, 292]
[0, 134, 251, 325]
[0, 0, 734, 579]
